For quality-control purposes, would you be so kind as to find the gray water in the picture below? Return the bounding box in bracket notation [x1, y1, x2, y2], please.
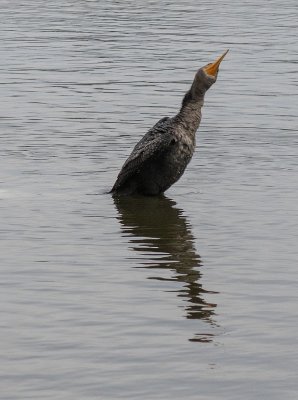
[1, 1, 298, 399]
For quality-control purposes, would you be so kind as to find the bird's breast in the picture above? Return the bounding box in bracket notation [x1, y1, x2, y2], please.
[161, 134, 195, 182]
[173, 131, 195, 161]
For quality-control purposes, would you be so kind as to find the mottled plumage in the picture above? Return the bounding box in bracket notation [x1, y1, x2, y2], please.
[111, 52, 228, 196]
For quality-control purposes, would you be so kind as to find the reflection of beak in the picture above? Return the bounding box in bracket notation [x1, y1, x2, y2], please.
[204, 49, 229, 77]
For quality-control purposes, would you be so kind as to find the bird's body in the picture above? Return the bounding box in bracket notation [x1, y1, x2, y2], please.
[111, 51, 228, 196]
[111, 114, 197, 195]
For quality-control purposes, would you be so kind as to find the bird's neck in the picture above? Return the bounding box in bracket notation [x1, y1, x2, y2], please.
[175, 92, 205, 135]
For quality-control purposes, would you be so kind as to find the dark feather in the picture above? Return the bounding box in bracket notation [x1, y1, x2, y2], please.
[111, 117, 172, 192]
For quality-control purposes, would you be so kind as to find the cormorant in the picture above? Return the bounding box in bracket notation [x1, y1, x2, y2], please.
[111, 50, 228, 196]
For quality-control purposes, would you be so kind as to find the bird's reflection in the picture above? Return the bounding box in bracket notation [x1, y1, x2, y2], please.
[113, 195, 218, 342]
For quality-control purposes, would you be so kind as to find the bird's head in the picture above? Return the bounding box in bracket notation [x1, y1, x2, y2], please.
[190, 50, 229, 98]
[203, 49, 229, 80]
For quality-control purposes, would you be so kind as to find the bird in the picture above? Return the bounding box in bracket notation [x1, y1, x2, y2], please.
[110, 50, 228, 196]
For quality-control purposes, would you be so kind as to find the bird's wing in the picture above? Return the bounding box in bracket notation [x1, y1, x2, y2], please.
[112, 117, 173, 191]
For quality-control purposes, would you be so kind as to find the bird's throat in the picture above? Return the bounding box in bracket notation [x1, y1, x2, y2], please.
[176, 96, 204, 135]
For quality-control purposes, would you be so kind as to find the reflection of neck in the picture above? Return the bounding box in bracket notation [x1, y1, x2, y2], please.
[175, 92, 204, 134]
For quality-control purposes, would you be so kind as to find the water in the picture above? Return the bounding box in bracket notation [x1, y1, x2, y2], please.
[1, 1, 298, 399]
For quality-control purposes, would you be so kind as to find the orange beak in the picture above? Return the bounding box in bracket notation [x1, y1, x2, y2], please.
[203, 50, 229, 77]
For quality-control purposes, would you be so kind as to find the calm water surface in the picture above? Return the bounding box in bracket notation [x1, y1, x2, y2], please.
[1, 1, 298, 399]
